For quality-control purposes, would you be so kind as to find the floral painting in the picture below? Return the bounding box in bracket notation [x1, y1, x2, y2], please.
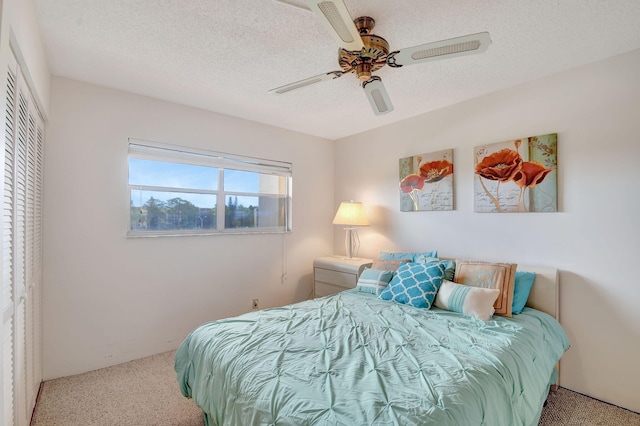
[399, 149, 454, 211]
[474, 133, 557, 213]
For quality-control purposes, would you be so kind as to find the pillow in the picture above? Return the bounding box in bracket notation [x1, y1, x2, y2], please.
[512, 271, 536, 314]
[379, 251, 438, 262]
[356, 268, 394, 295]
[435, 259, 456, 281]
[371, 259, 410, 271]
[379, 262, 446, 309]
[454, 260, 517, 317]
[434, 280, 500, 321]
[414, 255, 440, 264]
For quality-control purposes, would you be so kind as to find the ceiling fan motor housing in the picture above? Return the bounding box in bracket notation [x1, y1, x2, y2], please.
[339, 16, 389, 81]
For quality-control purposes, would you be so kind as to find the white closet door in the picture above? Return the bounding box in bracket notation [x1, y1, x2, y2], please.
[1, 49, 17, 426]
[13, 64, 29, 426]
[25, 90, 43, 417]
[1, 48, 44, 426]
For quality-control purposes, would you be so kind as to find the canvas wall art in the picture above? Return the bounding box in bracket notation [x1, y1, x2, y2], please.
[399, 149, 454, 211]
[474, 133, 557, 213]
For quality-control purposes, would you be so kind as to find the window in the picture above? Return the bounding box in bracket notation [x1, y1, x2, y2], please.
[127, 140, 292, 236]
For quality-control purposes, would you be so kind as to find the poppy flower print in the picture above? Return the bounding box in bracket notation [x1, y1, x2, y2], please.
[399, 150, 454, 212]
[474, 134, 557, 212]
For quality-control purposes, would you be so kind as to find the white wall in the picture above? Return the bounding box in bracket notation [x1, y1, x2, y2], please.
[334, 49, 640, 413]
[42, 77, 335, 379]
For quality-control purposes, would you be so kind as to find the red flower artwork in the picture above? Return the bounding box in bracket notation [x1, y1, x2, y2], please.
[399, 150, 455, 211]
[514, 161, 554, 188]
[475, 148, 523, 182]
[475, 137, 557, 212]
[400, 174, 425, 193]
[420, 160, 453, 183]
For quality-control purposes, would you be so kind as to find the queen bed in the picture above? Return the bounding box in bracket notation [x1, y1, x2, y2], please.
[175, 260, 569, 426]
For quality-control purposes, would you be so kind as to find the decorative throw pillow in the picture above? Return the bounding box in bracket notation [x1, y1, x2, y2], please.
[434, 280, 501, 321]
[413, 255, 440, 264]
[379, 251, 438, 262]
[356, 268, 394, 295]
[428, 259, 456, 281]
[371, 259, 410, 271]
[379, 262, 446, 309]
[454, 260, 517, 317]
[512, 271, 536, 314]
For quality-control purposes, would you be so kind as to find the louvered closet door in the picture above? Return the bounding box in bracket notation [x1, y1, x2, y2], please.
[2, 50, 18, 426]
[25, 89, 44, 419]
[13, 60, 29, 426]
[1, 49, 45, 426]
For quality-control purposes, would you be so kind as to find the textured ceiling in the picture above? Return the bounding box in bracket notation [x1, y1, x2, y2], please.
[34, 0, 640, 140]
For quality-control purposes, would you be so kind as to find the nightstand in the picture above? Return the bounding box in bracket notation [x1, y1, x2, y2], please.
[313, 256, 373, 298]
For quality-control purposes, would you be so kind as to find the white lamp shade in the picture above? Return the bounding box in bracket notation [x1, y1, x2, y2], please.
[332, 201, 370, 226]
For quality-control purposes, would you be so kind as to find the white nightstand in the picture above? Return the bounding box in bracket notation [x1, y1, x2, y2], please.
[313, 256, 373, 298]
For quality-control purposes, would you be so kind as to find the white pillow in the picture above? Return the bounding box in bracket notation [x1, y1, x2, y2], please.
[434, 280, 500, 321]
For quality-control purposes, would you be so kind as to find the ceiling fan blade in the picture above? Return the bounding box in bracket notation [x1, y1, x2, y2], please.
[268, 71, 345, 94]
[362, 76, 394, 115]
[305, 0, 365, 51]
[387, 32, 492, 68]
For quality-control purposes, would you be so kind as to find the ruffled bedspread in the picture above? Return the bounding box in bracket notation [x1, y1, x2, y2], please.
[176, 290, 569, 426]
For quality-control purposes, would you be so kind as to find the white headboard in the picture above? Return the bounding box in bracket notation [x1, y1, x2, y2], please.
[519, 264, 559, 320]
[440, 258, 560, 320]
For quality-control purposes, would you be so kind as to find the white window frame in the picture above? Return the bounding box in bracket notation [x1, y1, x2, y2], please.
[127, 139, 292, 237]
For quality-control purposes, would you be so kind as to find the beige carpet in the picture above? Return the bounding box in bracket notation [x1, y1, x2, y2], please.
[31, 351, 204, 426]
[32, 350, 640, 426]
[539, 387, 640, 426]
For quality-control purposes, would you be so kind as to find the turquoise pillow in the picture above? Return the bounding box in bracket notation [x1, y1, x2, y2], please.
[512, 271, 536, 314]
[356, 268, 394, 295]
[438, 259, 456, 281]
[421, 258, 456, 281]
[379, 251, 438, 262]
[379, 262, 446, 309]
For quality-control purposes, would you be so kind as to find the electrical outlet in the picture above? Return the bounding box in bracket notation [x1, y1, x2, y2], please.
[252, 298, 259, 310]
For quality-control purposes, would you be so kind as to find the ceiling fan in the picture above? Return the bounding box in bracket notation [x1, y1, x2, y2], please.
[269, 0, 492, 115]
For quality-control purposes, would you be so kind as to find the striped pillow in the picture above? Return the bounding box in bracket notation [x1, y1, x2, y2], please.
[356, 268, 394, 295]
[434, 280, 500, 321]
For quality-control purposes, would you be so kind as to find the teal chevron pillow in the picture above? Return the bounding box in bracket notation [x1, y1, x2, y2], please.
[379, 262, 446, 309]
[434, 280, 500, 321]
[356, 268, 394, 295]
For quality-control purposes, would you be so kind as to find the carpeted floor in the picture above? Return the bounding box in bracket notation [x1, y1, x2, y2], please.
[32, 350, 640, 426]
[31, 351, 204, 426]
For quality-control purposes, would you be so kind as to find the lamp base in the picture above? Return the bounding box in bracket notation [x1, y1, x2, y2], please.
[344, 227, 360, 259]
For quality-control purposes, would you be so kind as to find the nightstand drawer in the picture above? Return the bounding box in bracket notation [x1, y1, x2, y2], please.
[314, 268, 357, 289]
[312, 256, 373, 299]
[314, 281, 352, 298]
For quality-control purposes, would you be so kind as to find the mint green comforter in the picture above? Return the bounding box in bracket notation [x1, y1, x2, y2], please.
[176, 290, 569, 425]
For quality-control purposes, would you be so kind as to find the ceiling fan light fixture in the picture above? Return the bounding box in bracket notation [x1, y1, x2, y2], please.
[355, 63, 372, 81]
[273, 1, 492, 116]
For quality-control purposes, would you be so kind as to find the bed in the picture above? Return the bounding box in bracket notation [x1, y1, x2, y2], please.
[175, 261, 569, 426]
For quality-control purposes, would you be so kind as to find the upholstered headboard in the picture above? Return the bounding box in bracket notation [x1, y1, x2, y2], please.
[439, 258, 559, 320]
[519, 264, 559, 320]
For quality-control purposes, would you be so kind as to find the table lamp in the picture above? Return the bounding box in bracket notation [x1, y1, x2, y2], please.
[332, 201, 369, 259]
